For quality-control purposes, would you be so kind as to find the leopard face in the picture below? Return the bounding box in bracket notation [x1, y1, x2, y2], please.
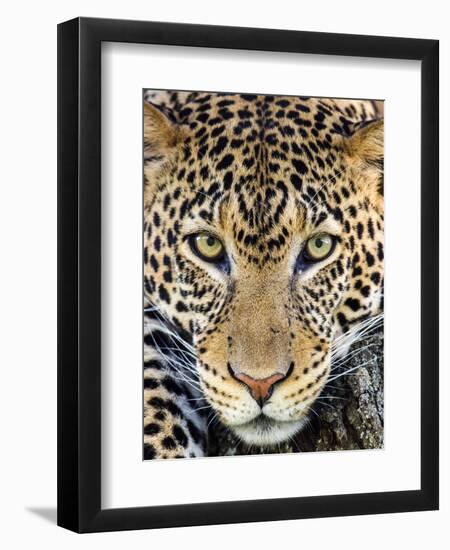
[143, 92, 384, 446]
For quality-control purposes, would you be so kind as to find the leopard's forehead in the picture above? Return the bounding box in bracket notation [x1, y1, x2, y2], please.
[161, 93, 379, 263]
[178, 93, 356, 170]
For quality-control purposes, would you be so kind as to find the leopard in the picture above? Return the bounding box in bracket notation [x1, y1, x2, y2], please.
[142, 90, 384, 459]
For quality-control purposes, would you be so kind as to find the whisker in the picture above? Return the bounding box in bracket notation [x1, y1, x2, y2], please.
[186, 396, 208, 403]
[322, 383, 346, 392]
[156, 345, 197, 360]
[308, 406, 321, 420]
[206, 410, 221, 431]
[317, 395, 347, 401]
[331, 343, 379, 370]
[188, 404, 212, 415]
[315, 400, 338, 412]
[333, 313, 384, 345]
[327, 359, 377, 383]
[332, 315, 384, 356]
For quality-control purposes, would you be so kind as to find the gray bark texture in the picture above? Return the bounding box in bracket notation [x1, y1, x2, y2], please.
[207, 327, 384, 456]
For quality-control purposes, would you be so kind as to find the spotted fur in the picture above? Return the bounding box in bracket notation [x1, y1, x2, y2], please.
[143, 90, 384, 458]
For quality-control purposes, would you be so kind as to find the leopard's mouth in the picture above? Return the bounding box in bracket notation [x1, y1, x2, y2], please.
[231, 413, 307, 447]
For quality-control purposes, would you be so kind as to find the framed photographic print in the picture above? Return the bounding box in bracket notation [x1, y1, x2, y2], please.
[57, 17, 439, 532]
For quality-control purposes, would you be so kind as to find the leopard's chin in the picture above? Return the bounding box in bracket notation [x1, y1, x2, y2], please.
[231, 414, 307, 447]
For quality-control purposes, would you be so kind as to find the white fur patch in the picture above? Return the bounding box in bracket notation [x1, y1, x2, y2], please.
[232, 416, 307, 446]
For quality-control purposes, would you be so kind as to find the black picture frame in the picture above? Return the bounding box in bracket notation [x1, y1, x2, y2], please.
[57, 17, 439, 533]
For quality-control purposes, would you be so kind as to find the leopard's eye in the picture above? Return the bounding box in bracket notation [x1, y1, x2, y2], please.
[304, 233, 334, 261]
[189, 232, 225, 263]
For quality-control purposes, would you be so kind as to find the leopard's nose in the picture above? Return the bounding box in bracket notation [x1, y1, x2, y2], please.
[228, 366, 288, 406]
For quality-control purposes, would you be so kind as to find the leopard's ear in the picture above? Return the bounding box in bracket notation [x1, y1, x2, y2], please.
[343, 118, 384, 203]
[144, 102, 184, 205]
[144, 101, 181, 164]
[343, 118, 384, 163]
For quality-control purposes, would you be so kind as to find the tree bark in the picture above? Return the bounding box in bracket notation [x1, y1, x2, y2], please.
[207, 327, 384, 456]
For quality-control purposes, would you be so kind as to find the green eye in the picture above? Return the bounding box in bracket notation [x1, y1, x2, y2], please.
[190, 232, 225, 262]
[304, 233, 334, 261]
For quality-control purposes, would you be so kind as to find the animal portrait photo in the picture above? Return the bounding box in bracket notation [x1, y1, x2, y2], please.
[142, 90, 384, 460]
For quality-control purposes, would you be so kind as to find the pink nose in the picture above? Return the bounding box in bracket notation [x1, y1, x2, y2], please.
[229, 368, 286, 405]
